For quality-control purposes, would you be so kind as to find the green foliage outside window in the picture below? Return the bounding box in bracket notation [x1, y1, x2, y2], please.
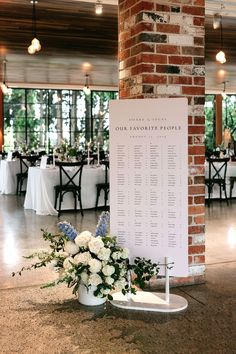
[3, 88, 118, 152]
[205, 94, 236, 154]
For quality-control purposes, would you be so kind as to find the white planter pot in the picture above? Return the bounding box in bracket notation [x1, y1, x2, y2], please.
[78, 284, 106, 306]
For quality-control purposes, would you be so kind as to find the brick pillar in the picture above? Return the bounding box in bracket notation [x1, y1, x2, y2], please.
[119, 0, 205, 285]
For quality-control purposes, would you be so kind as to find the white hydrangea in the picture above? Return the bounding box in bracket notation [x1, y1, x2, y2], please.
[64, 241, 80, 255]
[48, 259, 58, 270]
[63, 256, 75, 270]
[74, 231, 92, 248]
[102, 265, 115, 276]
[74, 251, 92, 265]
[80, 272, 89, 285]
[114, 278, 127, 291]
[55, 250, 69, 258]
[89, 258, 102, 273]
[119, 268, 127, 277]
[121, 248, 129, 259]
[106, 276, 114, 285]
[88, 273, 103, 286]
[88, 237, 104, 255]
[97, 247, 111, 261]
[111, 251, 122, 260]
[100, 288, 110, 295]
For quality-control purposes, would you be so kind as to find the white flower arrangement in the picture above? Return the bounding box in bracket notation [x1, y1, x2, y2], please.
[12, 212, 162, 301]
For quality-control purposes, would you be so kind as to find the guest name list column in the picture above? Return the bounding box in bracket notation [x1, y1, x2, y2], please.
[110, 98, 188, 276]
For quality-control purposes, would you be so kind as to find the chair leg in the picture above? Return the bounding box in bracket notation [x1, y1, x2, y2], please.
[95, 187, 101, 209]
[223, 183, 229, 205]
[230, 180, 234, 199]
[78, 192, 83, 216]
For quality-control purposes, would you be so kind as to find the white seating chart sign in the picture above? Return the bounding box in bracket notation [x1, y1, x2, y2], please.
[109, 98, 188, 276]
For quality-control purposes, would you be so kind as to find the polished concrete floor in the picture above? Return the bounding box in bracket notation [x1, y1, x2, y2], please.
[0, 195, 235, 353]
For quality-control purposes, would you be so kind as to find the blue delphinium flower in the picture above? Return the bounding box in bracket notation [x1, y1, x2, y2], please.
[95, 211, 110, 237]
[58, 221, 78, 241]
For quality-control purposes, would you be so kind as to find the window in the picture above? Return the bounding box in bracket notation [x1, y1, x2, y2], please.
[3, 88, 118, 152]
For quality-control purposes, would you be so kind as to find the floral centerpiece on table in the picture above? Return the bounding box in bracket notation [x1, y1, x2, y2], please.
[54, 137, 83, 162]
[12, 212, 161, 302]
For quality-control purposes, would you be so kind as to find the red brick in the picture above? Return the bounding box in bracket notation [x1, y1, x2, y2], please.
[194, 176, 205, 185]
[189, 225, 205, 234]
[143, 74, 167, 84]
[194, 195, 205, 204]
[188, 116, 193, 124]
[169, 56, 193, 65]
[131, 43, 155, 56]
[193, 255, 205, 264]
[156, 44, 180, 55]
[182, 86, 205, 95]
[156, 4, 170, 11]
[194, 156, 205, 164]
[131, 22, 154, 36]
[182, 5, 204, 16]
[188, 245, 205, 254]
[124, 56, 137, 68]
[189, 126, 205, 134]
[194, 37, 204, 46]
[168, 76, 192, 85]
[137, 53, 167, 64]
[189, 255, 193, 265]
[194, 116, 205, 124]
[194, 17, 205, 26]
[189, 236, 193, 245]
[131, 64, 154, 75]
[189, 205, 205, 215]
[189, 145, 205, 155]
[193, 0, 205, 6]
[188, 136, 193, 145]
[194, 77, 205, 85]
[119, 49, 131, 61]
[189, 196, 193, 205]
[130, 0, 154, 15]
[194, 215, 205, 224]
[156, 24, 180, 34]
[189, 185, 205, 195]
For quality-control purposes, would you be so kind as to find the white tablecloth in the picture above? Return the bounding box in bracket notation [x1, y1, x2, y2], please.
[205, 161, 236, 199]
[24, 165, 107, 215]
[0, 160, 21, 194]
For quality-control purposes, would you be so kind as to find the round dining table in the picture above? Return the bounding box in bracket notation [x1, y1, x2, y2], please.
[24, 164, 107, 215]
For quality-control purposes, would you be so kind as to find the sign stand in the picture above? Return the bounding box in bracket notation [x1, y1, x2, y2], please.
[110, 257, 188, 313]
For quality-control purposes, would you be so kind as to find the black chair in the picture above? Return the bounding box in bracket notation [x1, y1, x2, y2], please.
[54, 161, 84, 217]
[205, 157, 230, 206]
[229, 176, 236, 199]
[16, 155, 40, 195]
[95, 160, 109, 209]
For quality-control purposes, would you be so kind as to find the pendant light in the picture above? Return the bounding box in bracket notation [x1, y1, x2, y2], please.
[83, 74, 91, 95]
[28, 0, 41, 55]
[1, 59, 11, 95]
[216, 15, 226, 64]
[95, 0, 103, 15]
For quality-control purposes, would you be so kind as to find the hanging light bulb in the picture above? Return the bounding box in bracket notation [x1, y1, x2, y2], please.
[83, 74, 91, 95]
[31, 37, 41, 51]
[213, 13, 221, 29]
[216, 50, 226, 64]
[28, 0, 41, 54]
[28, 44, 36, 54]
[216, 15, 226, 64]
[95, 0, 103, 15]
[1, 59, 11, 95]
